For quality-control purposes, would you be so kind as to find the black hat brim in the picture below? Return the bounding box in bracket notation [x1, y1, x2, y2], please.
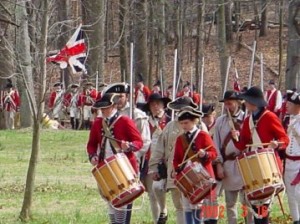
[167, 100, 198, 111]
[239, 94, 267, 107]
[143, 98, 171, 112]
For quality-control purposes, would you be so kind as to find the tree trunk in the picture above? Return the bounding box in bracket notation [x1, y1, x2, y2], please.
[259, 0, 268, 37]
[133, 0, 149, 85]
[157, 0, 166, 89]
[286, 1, 300, 90]
[148, 0, 154, 86]
[217, 0, 229, 94]
[19, 0, 48, 220]
[15, 0, 35, 128]
[119, 0, 129, 82]
[195, 0, 205, 92]
[225, 0, 233, 42]
[81, 0, 106, 78]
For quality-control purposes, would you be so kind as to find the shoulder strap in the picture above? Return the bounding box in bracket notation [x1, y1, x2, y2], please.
[102, 118, 121, 154]
[249, 111, 269, 150]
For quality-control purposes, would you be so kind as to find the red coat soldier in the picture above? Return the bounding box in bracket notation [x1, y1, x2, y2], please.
[264, 80, 282, 116]
[81, 82, 97, 129]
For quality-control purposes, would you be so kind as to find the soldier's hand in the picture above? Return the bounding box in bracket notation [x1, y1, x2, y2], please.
[216, 163, 225, 179]
[151, 172, 160, 181]
[269, 140, 279, 149]
[121, 140, 131, 150]
[90, 156, 99, 166]
[231, 130, 240, 141]
[198, 149, 206, 158]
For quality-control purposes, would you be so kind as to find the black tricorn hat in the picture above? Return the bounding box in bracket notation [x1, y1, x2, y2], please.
[53, 82, 62, 87]
[178, 106, 203, 121]
[136, 73, 144, 83]
[268, 80, 275, 85]
[219, 90, 240, 102]
[143, 93, 171, 112]
[286, 90, 300, 105]
[238, 86, 267, 107]
[167, 96, 198, 111]
[85, 81, 94, 86]
[70, 83, 79, 88]
[92, 93, 120, 109]
[5, 83, 13, 88]
[103, 82, 130, 94]
[202, 103, 216, 116]
[153, 80, 161, 87]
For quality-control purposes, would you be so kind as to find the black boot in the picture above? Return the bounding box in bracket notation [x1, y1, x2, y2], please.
[157, 213, 168, 224]
[70, 117, 75, 129]
[75, 119, 80, 130]
[84, 120, 90, 130]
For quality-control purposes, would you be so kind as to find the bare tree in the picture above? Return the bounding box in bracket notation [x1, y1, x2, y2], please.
[286, 1, 300, 90]
[259, 0, 268, 36]
[132, 0, 149, 85]
[217, 0, 229, 93]
[81, 0, 106, 78]
[19, 0, 49, 220]
[119, 0, 129, 82]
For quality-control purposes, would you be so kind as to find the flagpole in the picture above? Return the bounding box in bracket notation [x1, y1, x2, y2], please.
[199, 57, 204, 111]
[221, 56, 232, 114]
[96, 71, 99, 93]
[129, 43, 134, 120]
[175, 71, 182, 95]
[160, 69, 164, 97]
[260, 53, 264, 92]
[172, 49, 178, 121]
[248, 41, 257, 89]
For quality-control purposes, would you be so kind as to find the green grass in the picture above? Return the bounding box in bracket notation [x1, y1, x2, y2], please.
[0, 129, 292, 223]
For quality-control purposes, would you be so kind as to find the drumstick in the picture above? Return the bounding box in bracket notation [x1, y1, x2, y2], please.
[245, 142, 284, 148]
[227, 108, 239, 141]
[104, 135, 138, 150]
[178, 145, 212, 167]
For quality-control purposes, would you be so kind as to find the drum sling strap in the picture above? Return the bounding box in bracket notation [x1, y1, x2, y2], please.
[248, 111, 269, 151]
[100, 117, 122, 160]
[179, 129, 200, 171]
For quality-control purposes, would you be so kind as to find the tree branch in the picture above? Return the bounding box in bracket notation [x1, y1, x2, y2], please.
[0, 18, 19, 27]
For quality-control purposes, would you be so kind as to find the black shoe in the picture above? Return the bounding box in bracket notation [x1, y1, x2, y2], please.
[157, 213, 168, 224]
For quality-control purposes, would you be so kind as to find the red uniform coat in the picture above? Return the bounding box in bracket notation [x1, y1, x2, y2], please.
[48, 91, 64, 109]
[234, 110, 289, 172]
[176, 91, 202, 105]
[81, 88, 97, 106]
[64, 92, 82, 107]
[1, 90, 20, 112]
[266, 90, 281, 115]
[173, 130, 217, 178]
[135, 86, 151, 103]
[87, 115, 143, 172]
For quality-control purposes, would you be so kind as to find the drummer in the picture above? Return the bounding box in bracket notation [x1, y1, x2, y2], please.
[231, 86, 289, 224]
[173, 106, 218, 224]
[284, 90, 300, 224]
[86, 93, 143, 224]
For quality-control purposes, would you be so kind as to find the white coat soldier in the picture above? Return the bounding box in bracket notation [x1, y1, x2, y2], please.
[149, 96, 199, 224]
[48, 82, 65, 124]
[142, 93, 171, 224]
[64, 84, 81, 129]
[285, 90, 300, 224]
[102, 82, 151, 170]
[213, 90, 252, 224]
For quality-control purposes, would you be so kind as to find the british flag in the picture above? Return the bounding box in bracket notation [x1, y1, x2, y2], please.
[47, 24, 87, 74]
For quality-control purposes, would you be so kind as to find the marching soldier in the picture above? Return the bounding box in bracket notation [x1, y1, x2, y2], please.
[1, 82, 20, 129]
[151, 81, 162, 95]
[87, 93, 143, 224]
[135, 73, 151, 109]
[177, 82, 202, 105]
[284, 90, 300, 224]
[48, 82, 65, 125]
[149, 96, 199, 224]
[64, 84, 81, 130]
[213, 91, 251, 224]
[81, 82, 97, 129]
[201, 103, 217, 136]
[142, 93, 171, 224]
[264, 80, 282, 116]
[232, 86, 289, 224]
[173, 106, 218, 224]
[102, 82, 151, 173]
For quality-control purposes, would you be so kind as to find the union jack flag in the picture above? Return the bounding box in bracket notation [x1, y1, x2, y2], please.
[47, 24, 87, 74]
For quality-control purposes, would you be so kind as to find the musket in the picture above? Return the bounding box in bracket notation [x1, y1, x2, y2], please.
[227, 108, 239, 142]
[171, 49, 178, 121]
